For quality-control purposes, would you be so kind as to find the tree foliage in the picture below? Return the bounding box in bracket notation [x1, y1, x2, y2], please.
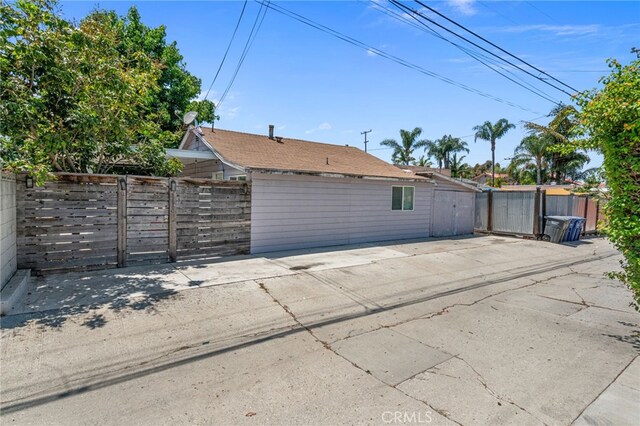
[425, 135, 469, 170]
[380, 127, 430, 165]
[0, 1, 211, 182]
[511, 134, 551, 185]
[473, 118, 515, 186]
[522, 105, 590, 183]
[573, 53, 640, 305]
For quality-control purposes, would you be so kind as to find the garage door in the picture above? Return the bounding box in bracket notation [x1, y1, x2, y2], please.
[432, 191, 474, 237]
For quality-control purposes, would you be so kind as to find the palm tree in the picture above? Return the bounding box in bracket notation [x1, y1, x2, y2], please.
[450, 154, 471, 179]
[412, 155, 433, 167]
[425, 140, 447, 170]
[425, 135, 469, 170]
[511, 135, 550, 185]
[473, 119, 515, 186]
[380, 128, 430, 165]
[523, 105, 589, 183]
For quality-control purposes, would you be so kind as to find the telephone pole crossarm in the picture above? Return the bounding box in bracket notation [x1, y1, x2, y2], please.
[361, 129, 372, 153]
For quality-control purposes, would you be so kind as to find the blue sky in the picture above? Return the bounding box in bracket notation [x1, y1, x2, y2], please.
[59, 1, 640, 169]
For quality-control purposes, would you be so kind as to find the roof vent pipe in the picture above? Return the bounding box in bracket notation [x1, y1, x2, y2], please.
[268, 124, 274, 139]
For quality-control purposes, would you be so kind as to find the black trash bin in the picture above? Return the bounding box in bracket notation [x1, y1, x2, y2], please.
[544, 216, 571, 243]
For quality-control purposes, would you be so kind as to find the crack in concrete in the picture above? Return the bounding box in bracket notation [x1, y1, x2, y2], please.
[454, 356, 549, 426]
[329, 259, 615, 346]
[256, 280, 450, 423]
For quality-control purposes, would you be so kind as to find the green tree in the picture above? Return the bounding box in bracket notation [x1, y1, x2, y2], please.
[381, 128, 431, 165]
[573, 53, 640, 304]
[450, 154, 471, 179]
[473, 119, 515, 186]
[0, 0, 185, 182]
[412, 155, 432, 167]
[92, 7, 217, 141]
[523, 105, 590, 183]
[511, 135, 550, 185]
[426, 135, 469, 170]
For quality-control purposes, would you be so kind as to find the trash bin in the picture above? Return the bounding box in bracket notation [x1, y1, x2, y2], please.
[567, 217, 586, 241]
[562, 217, 578, 242]
[544, 216, 571, 243]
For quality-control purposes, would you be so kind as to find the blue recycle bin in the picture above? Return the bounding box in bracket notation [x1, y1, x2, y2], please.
[567, 218, 586, 241]
[560, 216, 586, 242]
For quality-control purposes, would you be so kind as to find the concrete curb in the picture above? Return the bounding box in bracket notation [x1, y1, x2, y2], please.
[0, 269, 30, 315]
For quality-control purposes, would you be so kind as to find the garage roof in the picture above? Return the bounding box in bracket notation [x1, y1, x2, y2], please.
[180, 127, 429, 181]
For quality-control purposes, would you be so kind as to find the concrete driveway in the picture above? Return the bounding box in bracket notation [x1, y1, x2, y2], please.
[1, 235, 638, 425]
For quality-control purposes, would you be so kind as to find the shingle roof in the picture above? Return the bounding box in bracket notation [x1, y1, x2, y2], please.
[193, 127, 426, 180]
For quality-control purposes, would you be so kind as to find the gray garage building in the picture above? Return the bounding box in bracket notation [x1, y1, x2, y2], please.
[168, 125, 478, 254]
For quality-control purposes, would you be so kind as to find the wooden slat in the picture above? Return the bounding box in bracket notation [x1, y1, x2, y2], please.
[16, 173, 252, 273]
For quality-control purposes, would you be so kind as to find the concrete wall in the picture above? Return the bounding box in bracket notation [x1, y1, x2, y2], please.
[250, 173, 435, 253]
[1, 174, 17, 287]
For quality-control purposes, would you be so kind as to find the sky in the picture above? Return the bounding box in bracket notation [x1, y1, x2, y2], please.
[58, 1, 640, 169]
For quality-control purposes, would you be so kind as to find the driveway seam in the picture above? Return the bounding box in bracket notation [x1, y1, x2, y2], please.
[569, 354, 639, 425]
[256, 280, 453, 424]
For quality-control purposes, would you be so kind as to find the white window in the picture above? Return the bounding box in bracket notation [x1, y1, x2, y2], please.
[392, 186, 415, 211]
[212, 171, 224, 180]
[229, 175, 247, 181]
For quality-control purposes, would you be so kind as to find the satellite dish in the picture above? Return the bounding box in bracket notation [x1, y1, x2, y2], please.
[183, 111, 198, 125]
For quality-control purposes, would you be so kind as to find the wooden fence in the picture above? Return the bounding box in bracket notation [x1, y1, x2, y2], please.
[16, 174, 251, 274]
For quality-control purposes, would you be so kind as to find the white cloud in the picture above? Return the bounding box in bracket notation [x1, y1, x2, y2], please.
[448, 0, 477, 16]
[305, 122, 332, 134]
[219, 106, 240, 120]
[494, 24, 600, 36]
[366, 48, 378, 57]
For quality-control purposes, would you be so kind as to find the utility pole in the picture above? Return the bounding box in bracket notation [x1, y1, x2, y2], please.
[361, 129, 372, 153]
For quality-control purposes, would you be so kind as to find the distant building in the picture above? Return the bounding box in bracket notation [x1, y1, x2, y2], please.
[471, 172, 514, 185]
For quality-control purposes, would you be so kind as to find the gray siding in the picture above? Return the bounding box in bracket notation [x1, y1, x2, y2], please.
[1, 174, 17, 286]
[250, 174, 434, 253]
[181, 160, 246, 180]
[182, 133, 210, 152]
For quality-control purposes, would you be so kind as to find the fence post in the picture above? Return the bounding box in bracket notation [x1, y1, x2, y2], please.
[594, 199, 600, 234]
[487, 190, 493, 232]
[117, 176, 127, 267]
[533, 187, 541, 237]
[168, 178, 177, 262]
[582, 196, 589, 235]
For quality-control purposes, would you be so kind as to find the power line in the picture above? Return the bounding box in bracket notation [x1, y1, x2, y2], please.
[374, 0, 561, 105]
[367, 0, 552, 99]
[218, 1, 269, 107]
[204, 0, 248, 102]
[525, 1, 563, 26]
[413, 0, 579, 94]
[391, 0, 573, 97]
[256, 1, 541, 114]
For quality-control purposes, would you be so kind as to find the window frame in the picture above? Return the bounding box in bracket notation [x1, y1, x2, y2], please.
[391, 185, 415, 211]
[229, 175, 247, 181]
[212, 171, 224, 180]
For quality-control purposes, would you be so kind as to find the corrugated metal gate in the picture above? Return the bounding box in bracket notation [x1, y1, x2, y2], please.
[474, 190, 600, 237]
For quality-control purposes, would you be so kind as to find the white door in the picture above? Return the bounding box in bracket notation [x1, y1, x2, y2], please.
[432, 191, 474, 237]
[454, 192, 474, 235]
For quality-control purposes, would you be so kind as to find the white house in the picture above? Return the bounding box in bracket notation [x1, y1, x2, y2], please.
[168, 125, 479, 254]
